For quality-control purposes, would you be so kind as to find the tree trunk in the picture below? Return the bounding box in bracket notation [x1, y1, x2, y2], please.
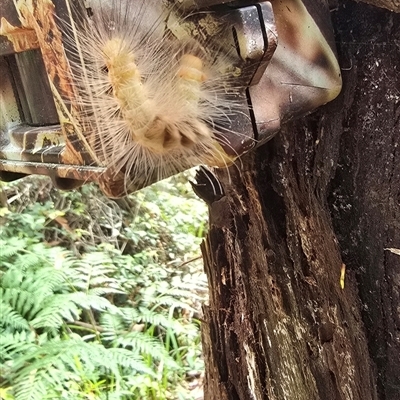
[201, 2, 400, 399]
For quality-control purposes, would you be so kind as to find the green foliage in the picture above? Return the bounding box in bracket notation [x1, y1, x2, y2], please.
[0, 174, 208, 400]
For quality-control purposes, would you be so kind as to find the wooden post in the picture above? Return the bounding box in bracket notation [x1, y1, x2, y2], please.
[201, 2, 400, 399]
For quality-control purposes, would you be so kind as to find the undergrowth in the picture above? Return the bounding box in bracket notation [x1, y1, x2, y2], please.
[0, 173, 208, 400]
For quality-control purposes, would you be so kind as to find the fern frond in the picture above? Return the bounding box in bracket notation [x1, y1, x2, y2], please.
[1, 266, 67, 322]
[12, 370, 48, 400]
[1, 280, 74, 332]
[106, 347, 155, 376]
[26, 266, 66, 295]
[29, 295, 81, 329]
[119, 307, 141, 324]
[152, 295, 196, 313]
[113, 331, 179, 369]
[9, 340, 102, 396]
[0, 238, 27, 261]
[1, 268, 25, 289]
[136, 307, 184, 333]
[18, 253, 45, 270]
[66, 258, 122, 293]
[69, 292, 120, 313]
[2, 258, 121, 332]
[0, 301, 30, 331]
[0, 331, 38, 362]
[100, 312, 125, 340]
[7, 338, 157, 400]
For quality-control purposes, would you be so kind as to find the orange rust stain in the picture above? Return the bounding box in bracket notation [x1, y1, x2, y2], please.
[0, 17, 39, 52]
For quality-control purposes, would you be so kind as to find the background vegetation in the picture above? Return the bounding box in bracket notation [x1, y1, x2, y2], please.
[0, 173, 208, 400]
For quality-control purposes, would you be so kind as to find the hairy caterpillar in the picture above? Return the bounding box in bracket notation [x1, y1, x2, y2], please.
[0, 0, 342, 196]
[62, 0, 250, 195]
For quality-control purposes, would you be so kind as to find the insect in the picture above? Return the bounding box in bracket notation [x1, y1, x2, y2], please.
[0, 0, 342, 197]
[60, 0, 249, 195]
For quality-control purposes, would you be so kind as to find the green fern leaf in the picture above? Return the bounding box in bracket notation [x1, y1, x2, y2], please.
[0, 331, 38, 362]
[100, 312, 125, 340]
[137, 307, 183, 333]
[0, 238, 27, 261]
[153, 295, 196, 312]
[107, 347, 155, 376]
[113, 331, 179, 369]
[0, 301, 30, 331]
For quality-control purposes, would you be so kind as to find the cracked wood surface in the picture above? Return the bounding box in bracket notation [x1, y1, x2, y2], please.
[201, 2, 399, 399]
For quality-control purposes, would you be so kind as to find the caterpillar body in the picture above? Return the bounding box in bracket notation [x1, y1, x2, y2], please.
[62, 0, 250, 195]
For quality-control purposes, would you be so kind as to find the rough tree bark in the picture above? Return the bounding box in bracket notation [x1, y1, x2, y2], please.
[356, 0, 400, 12]
[201, 2, 400, 399]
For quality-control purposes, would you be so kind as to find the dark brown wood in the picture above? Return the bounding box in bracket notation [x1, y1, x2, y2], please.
[355, 0, 400, 12]
[201, 2, 400, 399]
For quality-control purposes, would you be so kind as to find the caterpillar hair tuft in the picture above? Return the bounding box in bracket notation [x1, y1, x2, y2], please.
[62, 0, 251, 194]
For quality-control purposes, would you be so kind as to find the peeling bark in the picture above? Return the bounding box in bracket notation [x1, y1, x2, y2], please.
[201, 2, 400, 399]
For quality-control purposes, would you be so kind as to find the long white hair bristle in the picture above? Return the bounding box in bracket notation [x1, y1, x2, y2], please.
[63, 0, 249, 193]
